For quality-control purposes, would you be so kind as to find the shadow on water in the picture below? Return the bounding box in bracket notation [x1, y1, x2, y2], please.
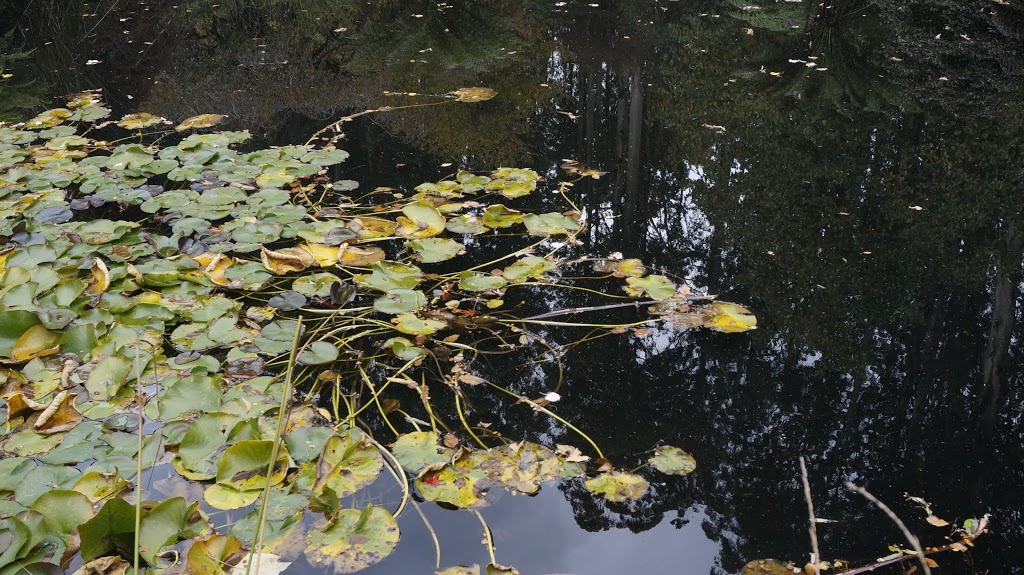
[2, 0, 1024, 573]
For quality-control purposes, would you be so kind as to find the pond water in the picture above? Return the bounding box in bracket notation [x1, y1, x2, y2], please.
[2, 1, 1023, 574]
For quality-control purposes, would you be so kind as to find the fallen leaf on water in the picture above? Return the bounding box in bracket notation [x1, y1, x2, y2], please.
[260, 246, 314, 274]
[450, 87, 497, 102]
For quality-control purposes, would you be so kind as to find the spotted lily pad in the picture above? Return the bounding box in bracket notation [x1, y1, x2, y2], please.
[416, 450, 495, 508]
[648, 445, 697, 475]
[304, 505, 400, 573]
[391, 431, 454, 475]
[312, 433, 384, 497]
[502, 256, 556, 282]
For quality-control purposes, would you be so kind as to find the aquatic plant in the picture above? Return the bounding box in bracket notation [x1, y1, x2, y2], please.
[0, 90, 754, 575]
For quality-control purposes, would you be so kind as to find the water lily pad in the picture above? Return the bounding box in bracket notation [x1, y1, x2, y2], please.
[648, 445, 697, 475]
[9, 324, 61, 363]
[522, 213, 580, 236]
[481, 204, 524, 228]
[187, 534, 246, 575]
[502, 256, 556, 282]
[292, 273, 339, 298]
[459, 273, 507, 292]
[392, 431, 454, 475]
[703, 302, 758, 333]
[215, 440, 289, 492]
[374, 289, 426, 314]
[78, 497, 136, 562]
[204, 484, 262, 510]
[416, 450, 496, 508]
[393, 313, 446, 335]
[584, 471, 650, 502]
[0, 310, 41, 358]
[298, 341, 339, 365]
[624, 274, 677, 300]
[406, 238, 464, 263]
[396, 201, 446, 239]
[304, 505, 399, 573]
[176, 114, 226, 131]
[117, 113, 163, 129]
[2, 429, 63, 456]
[594, 258, 646, 277]
[268, 291, 307, 311]
[354, 261, 423, 292]
[381, 337, 427, 361]
[486, 564, 521, 575]
[445, 214, 489, 235]
[72, 470, 131, 503]
[29, 490, 94, 535]
[312, 433, 383, 497]
[741, 560, 795, 575]
[437, 567, 480, 575]
[137, 497, 188, 564]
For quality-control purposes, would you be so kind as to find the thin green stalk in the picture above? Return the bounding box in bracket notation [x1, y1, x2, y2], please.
[412, 500, 441, 569]
[455, 394, 487, 449]
[133, 344, 144, 575]
[247, 318, 303, 575]
[357, 365, 400, 438]
[362, 434, 410, 518]
[473, 510, 497, 565]
[483, 380, 605, 459]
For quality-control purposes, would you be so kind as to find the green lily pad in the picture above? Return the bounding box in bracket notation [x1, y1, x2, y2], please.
[374, 289, 426, 315]
[437, 567, 481, 575]
[78, 497, 136, 562]
[292, 273, 340, 297]
[648, 445, 697, 475]
[353, 261, 423, 292]
[393, 313, 446, 335]
[459, 273, 507, 292]
[0, 310, 41, 357]
[486, 564, 521, 575]
[502, 256, 556, 282]
[522, 213, 581, 236]
[445, 214, 489, 235]
[72, 470, 131, 503]
[137, 497, 188, 564]
[624, 274, 677, 300]
[392, 431, 454, 475]
[297, 341, 340, 365]
[584, 471, 650, 502]
[405, 238, 464, 263]
[481, 204, 524, 228]
[304, 505, 400, 573]
[2, 430, 64, 456]
[215, 440, 289, 491]
[203, 484, 262, 511]
[29, 489, 94, 535]
[381, 337, 427, 361]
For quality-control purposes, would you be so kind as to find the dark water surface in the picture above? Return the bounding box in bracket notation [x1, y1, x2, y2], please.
[3, 1, 1024, 573]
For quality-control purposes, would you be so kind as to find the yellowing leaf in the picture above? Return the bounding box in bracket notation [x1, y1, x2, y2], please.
[338, 245, 386, 267]
[449, 87, 497, 102]
[10, 324, 61, 363]
[85, 257, 110, 295]
[176, 113, 226, 131]
[193, 253, 236, 286]
[703, 302, 757, 333]
[397, 201, 446, 239]
[260, 246, 314, 274]
[303, 243, 342, 267]
[117, 112, 164, 129]
[926, 515, 949, 527]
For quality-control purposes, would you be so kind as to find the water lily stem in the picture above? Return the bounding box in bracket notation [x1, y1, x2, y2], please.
[483, 380, 605, 459]
[248, 317, 303, 575]
[455, 393, 487, 449]
[473, 509, 497, 566]
[412, 500, 441, 569]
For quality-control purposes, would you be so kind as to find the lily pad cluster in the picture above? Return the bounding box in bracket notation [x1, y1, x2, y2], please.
[0, 92, 744, 575]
